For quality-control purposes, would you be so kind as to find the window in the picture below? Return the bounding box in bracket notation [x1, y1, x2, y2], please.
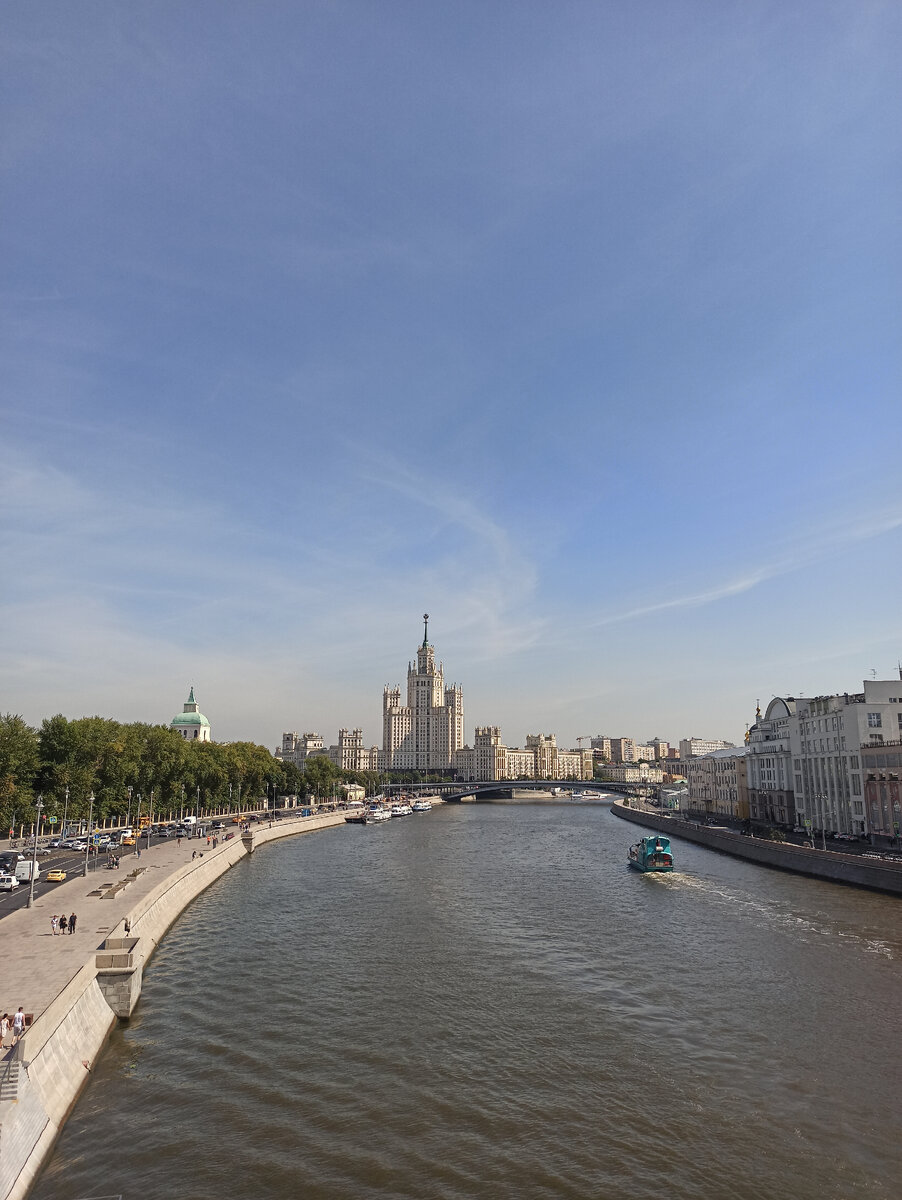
[850, 755, 859, 769]
[851, 774, 861, 795]
[853, 801, 864, 815]
[867, 712, 882, 727]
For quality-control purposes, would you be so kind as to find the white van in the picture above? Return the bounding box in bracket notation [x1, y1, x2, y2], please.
[0, 874, 19, 891]
[15, 861, 39, 882]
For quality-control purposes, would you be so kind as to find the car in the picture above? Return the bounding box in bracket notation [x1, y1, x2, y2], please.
[46, 869, 67, 882]
[212, 821, 226, 830]
[120, 835, 136, 846]
[47, 838, 63, 849]
[69, 841, 87, 852]
[0, 874, 20, 891]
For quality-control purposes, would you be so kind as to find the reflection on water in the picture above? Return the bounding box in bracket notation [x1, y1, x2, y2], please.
[33, 805, 902, 1200]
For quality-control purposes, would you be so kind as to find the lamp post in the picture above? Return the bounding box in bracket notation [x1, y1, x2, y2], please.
[126, 785, 133, 829]
[147, 790, 154, 849]
[62, 785, 69, 839]
[26, 796, 43, 908]
[83, 793, 94, 876]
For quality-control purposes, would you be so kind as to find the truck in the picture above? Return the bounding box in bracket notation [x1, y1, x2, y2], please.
[15, 860, 40, 882]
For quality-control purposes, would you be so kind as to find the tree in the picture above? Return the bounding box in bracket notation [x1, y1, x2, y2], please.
[0, 714, 39, 831]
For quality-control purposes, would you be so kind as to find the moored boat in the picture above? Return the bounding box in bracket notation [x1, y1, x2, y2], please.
[411, 799, 433, 812]
[627, 835, 674, 873]
[367, 806, 390, 823]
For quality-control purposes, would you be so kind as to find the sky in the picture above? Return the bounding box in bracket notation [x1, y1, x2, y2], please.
[2, 1, 901, 752]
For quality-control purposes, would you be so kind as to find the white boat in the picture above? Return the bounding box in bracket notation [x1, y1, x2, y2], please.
[411, 799, 433, 812]
[390, 803, 412, 817]
[367, 807, 391, 823]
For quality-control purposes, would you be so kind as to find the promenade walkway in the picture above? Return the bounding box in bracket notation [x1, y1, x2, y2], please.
[0, 834, 215, 1028]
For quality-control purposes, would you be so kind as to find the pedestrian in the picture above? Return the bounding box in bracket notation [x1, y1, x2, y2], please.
[191, 850, 196, 860]
[206, 835, 211, 846]
[50, 914, 59, 936]
[1, 1014, 9, 1047]
[177, 836, 182, 847]
[123, 917, 131, 935]
[68, 912, 77, 935]
[136, 847, 141, 859]
[12, 1008, 26, 1044]
[59, 914, 68, 934]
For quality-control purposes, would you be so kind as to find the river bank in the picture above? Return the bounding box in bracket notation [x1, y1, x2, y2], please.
[0, 810, 348, 1200]
[611, 801, 902, 896]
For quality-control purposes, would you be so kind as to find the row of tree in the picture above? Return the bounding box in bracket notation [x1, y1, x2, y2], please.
[0, 713, 397, 833]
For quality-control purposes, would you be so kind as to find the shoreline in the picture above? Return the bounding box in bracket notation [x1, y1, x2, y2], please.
[610, 801, 902, 896]
[0, 810, 350, 1200]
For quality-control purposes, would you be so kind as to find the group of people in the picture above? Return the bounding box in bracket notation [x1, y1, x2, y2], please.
[0, 1008, 27, 1048]
[50, 912, 77, 935]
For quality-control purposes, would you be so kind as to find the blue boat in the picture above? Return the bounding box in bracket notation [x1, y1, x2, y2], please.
[627, 834, 674, 873]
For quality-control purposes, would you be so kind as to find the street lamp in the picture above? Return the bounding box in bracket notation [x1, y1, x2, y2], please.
[26, 796, 43, 908]
[83, 793, 95, 876]
[147, 789, 154, 849]
[62, 785, 69, 839]
[126, 785, 133, 828]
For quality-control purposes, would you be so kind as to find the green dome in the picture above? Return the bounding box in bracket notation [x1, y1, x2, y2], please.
[171, 712, 210, 726]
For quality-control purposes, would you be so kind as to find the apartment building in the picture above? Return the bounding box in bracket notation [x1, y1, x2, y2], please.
[382, 620, 465, 771]
[686, 748, 748, 819]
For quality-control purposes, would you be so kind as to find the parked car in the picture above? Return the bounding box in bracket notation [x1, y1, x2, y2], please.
[46, 869, 67, 882]
[47, 838, 63, 849]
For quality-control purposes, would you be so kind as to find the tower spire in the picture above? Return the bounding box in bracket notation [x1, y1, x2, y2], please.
[423, 612, 430, 647]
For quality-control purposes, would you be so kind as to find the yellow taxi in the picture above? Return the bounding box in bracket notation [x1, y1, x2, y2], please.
[120, 835, 136, 846]
[46, 869, 67, 882]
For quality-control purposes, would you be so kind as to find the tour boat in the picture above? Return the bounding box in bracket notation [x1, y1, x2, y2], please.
[627, 835, 674, 873]
[390, 803, 412, 817]
[367, 807, 390, 823]
[411, 799, 433, 812]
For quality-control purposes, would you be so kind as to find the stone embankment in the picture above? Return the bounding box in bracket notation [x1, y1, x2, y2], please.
[611, 802, 902, 896]
[0, 810, 348, 1200]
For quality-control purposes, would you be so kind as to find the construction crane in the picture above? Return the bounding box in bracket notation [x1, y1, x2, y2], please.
[576, 736, 592, 748]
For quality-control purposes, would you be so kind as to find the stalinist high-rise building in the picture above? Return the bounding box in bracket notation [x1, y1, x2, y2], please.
[382, 615, 464, 771]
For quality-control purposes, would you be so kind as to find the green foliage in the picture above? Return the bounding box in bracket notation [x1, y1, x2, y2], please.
[3, 711, 295, 824]
[0, 714, 40, 829]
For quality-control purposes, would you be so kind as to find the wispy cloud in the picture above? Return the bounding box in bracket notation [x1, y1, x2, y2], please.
[588, 505, 902, 630]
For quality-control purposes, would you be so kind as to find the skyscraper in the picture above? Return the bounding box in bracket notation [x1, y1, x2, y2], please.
[382, 616, 464, 771]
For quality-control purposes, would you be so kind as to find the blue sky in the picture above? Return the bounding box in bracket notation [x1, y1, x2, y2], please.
[3, 1, 900, 751]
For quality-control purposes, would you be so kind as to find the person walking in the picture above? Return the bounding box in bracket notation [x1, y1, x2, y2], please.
[177, 836, 182, 847]
[50, 914, 59, 936]
[68, 912, 77, 934]
[1, 1013, 10, 1048]
[12, 1009, 26, 1045]
[59, 914, 68, 934]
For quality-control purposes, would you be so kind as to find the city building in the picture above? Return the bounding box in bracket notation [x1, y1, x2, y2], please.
[170, 687, 211, 742]
[598, 763, 664, 784]
[328, 728, 380, 772]
[745, 699, 796, 826]
[451, 730, 590, 782]
[861, 740, 902, 844]
[610, 738, 636, 763]
[686, 748, 748, 819]
[382, 617, 465, 772]
[790, 679, 902, 838]
[277, 731, 325, 768]
[679, 737, 735, 760]
[651, 738, 670, 760]
[590, 735, 612, 759]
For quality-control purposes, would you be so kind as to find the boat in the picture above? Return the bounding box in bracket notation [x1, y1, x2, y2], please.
[411, 799, 433, 812]
[627, 835, 674, 873]
[390, 803, 412, 817]
[344, 813, 368, 825]
[569, 789, 602, 801]
[367, 807, 390, 823]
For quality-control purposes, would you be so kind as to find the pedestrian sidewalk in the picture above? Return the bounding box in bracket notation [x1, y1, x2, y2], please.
[0, 835, 216, 1028]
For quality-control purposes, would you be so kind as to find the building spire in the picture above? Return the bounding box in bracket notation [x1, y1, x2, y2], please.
[422, 612, 430, 647]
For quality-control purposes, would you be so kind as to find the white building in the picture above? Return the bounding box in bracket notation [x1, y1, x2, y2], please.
[382, 617, 465, 772]
[746, 699, 796, 826]
[171, 687, 211, 741]
[277, 731, 324, 768]
[790, 679, 902, 838]
[679, 737, 735, 760]
[599, 763, 664, 784]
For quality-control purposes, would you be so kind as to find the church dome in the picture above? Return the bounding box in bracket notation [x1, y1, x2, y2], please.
[170, 687, 211, 739]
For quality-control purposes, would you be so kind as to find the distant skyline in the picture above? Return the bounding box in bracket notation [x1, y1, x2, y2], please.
[3, 2, 901, 751]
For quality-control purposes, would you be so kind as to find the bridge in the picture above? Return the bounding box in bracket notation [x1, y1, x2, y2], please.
[382, 780, 651, 803]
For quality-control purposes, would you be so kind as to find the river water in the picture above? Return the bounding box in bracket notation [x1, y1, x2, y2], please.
[33, 803, 902, 1200]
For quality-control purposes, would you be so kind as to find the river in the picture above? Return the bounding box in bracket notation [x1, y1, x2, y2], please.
[32, 803, 902, 1199]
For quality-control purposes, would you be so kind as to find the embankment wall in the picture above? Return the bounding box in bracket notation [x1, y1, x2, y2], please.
[611, 802, 902, 896]
[1, 811, 346, 1200]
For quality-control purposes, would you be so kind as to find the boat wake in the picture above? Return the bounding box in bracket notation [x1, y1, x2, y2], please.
[656, 873, 897, 960]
